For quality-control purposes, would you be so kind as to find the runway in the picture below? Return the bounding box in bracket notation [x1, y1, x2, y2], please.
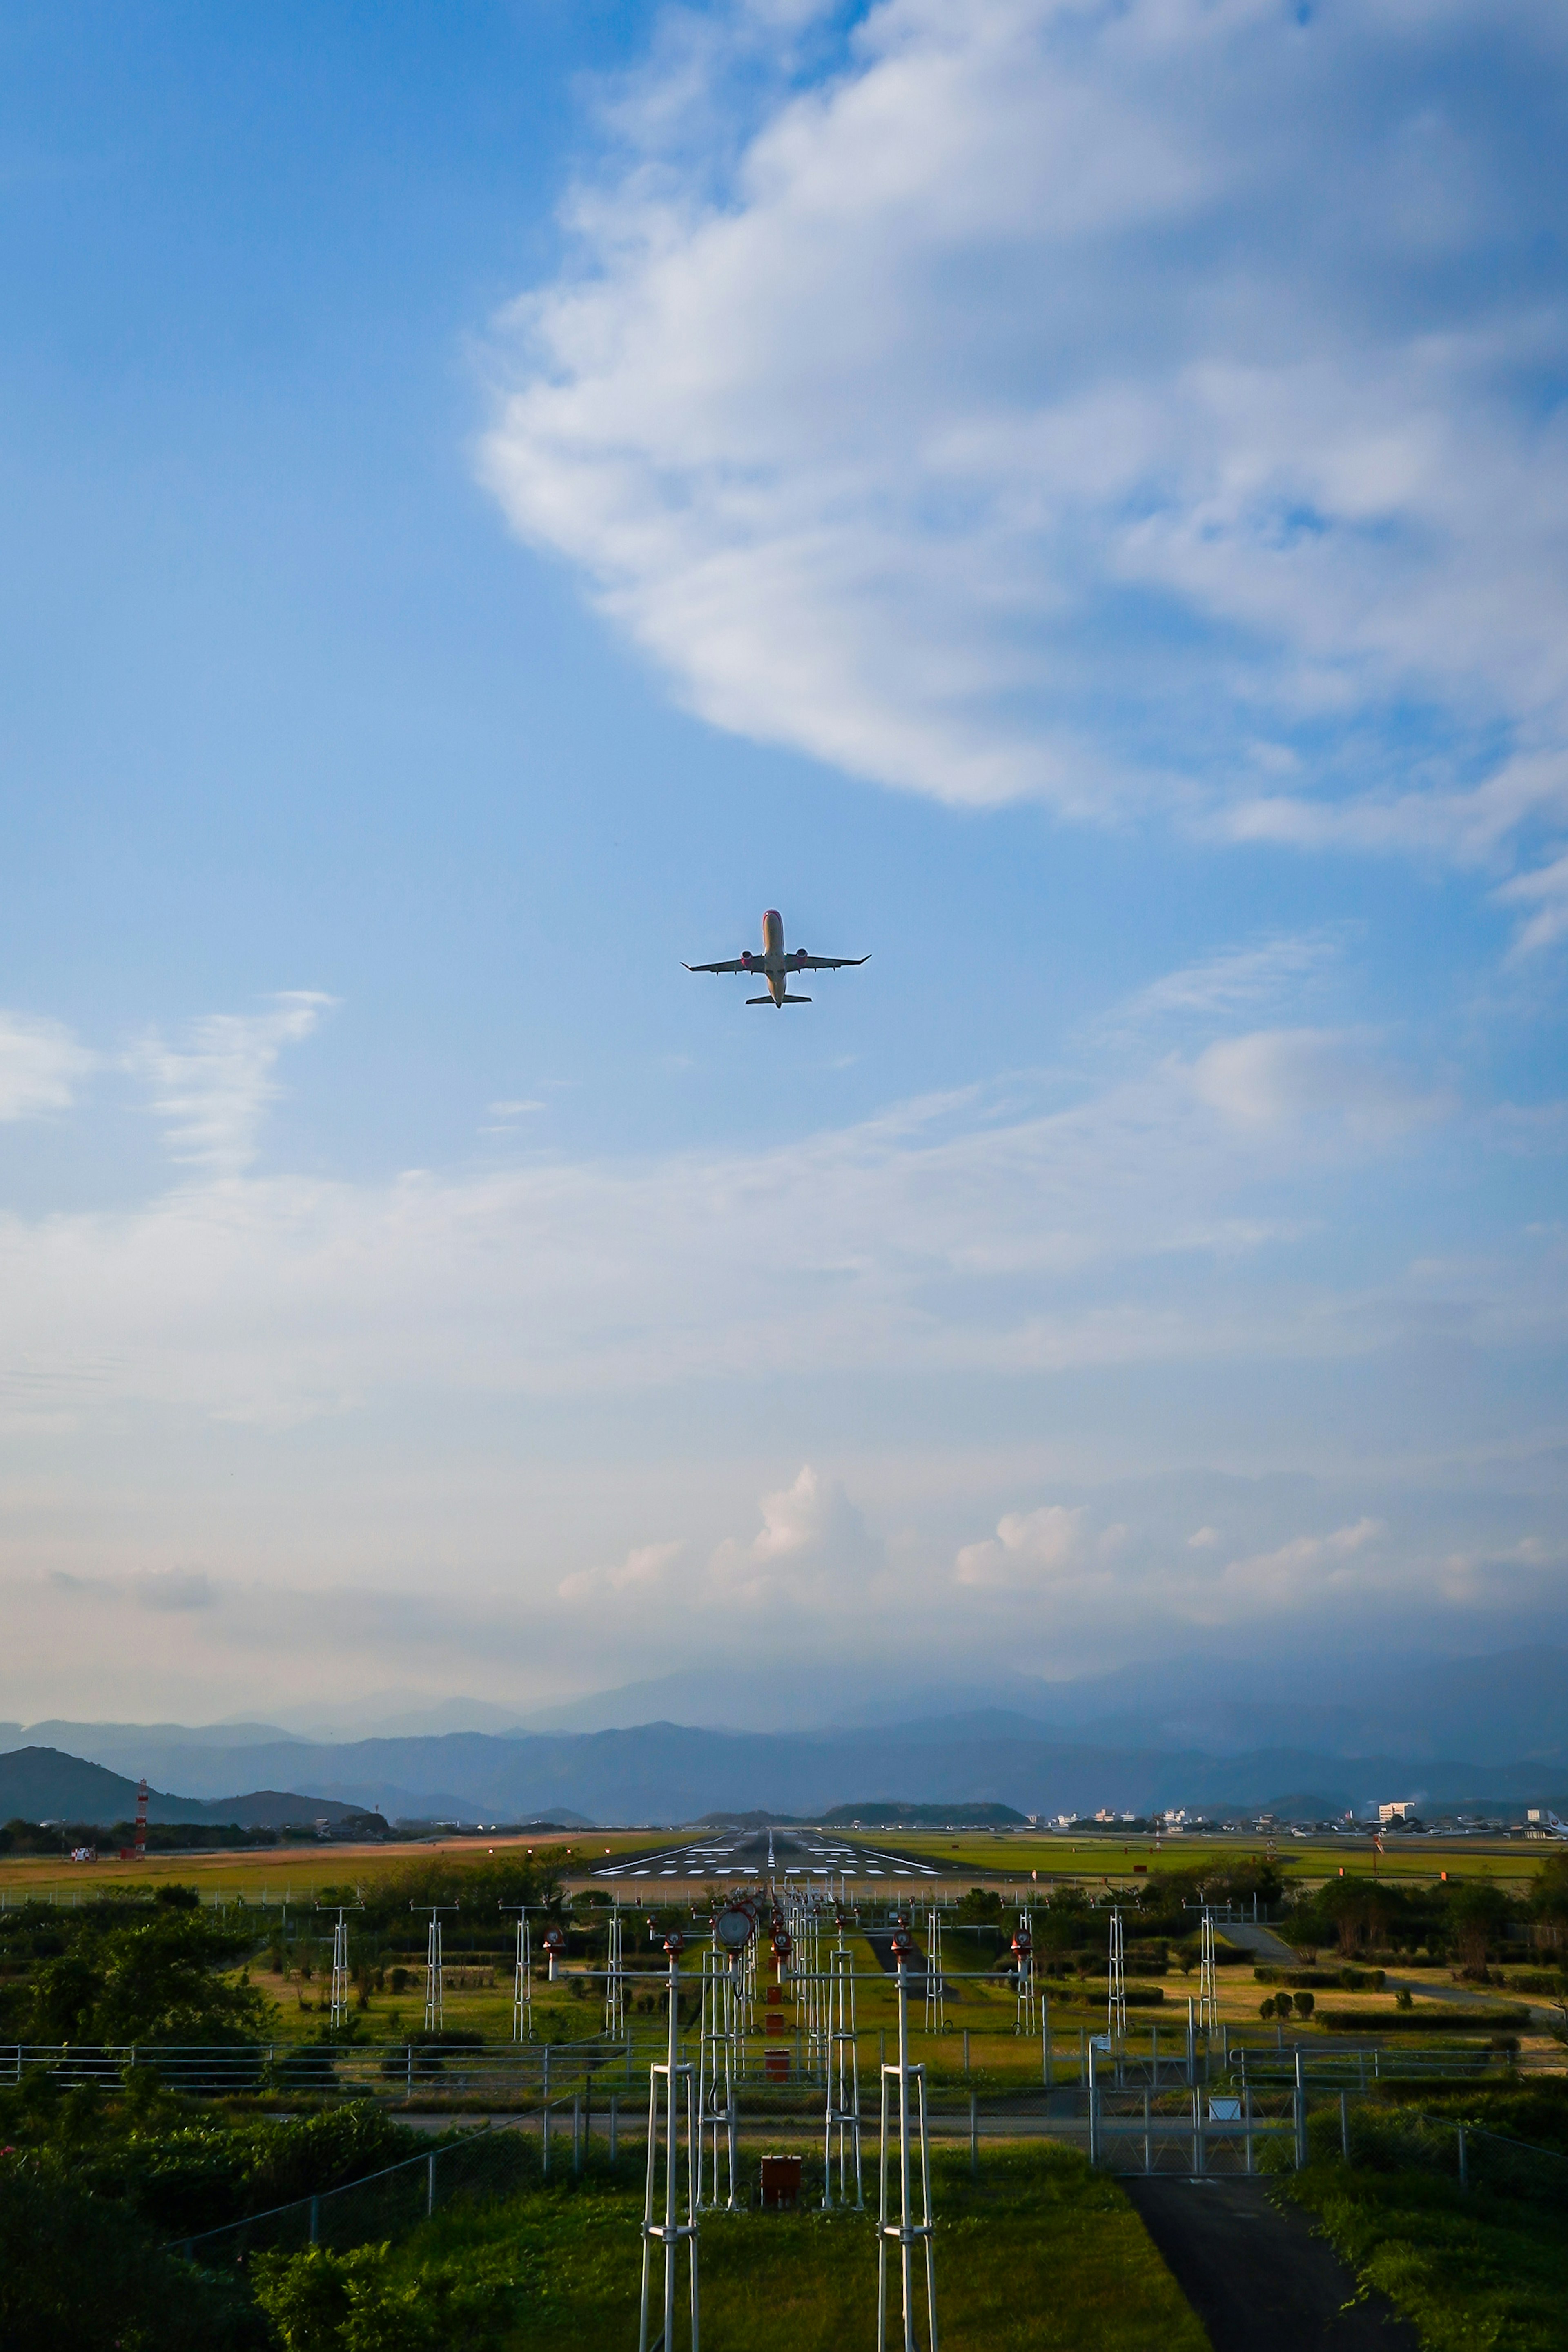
[588, 1824, 941, 1885]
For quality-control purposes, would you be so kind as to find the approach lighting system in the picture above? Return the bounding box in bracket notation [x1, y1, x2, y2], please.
[715, 1907, 754, 1953]
[663, 1927, 686, 1956]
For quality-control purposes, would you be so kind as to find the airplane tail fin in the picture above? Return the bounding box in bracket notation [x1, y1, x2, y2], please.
[746, 994, 773, 1004]
[781, 993, 812, 1003]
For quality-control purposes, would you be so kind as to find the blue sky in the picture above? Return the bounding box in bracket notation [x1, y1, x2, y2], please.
[1, 0, 1565, 1728]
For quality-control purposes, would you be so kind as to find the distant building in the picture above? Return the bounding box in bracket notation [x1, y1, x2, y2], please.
[1378, 1801, 1416, 1823]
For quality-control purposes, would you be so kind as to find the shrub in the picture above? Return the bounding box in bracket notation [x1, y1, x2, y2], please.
[0, 2156, 266, 2350]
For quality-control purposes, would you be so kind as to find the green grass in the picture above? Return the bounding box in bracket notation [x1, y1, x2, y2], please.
[1283, 2156, 1568, 2352]
[327, 2142, 1209, 2352]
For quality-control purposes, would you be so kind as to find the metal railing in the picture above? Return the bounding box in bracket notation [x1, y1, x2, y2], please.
[0, 2034, 633, 2098]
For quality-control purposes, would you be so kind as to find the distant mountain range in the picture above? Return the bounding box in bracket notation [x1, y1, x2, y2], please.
[4, 1644, 1563, 1829]
[3, 1721, 1563, 1832]
[16, 1641, 1566, 1762]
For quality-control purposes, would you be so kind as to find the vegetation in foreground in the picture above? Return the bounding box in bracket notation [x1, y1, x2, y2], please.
[1274, 2085, 1568, 2352]
[0, 2061, 1209, 2352]
[250, 2141, 1210, 2352]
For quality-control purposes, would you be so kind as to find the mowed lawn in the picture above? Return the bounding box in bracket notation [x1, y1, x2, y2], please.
[383, 2142, 1210, 2352]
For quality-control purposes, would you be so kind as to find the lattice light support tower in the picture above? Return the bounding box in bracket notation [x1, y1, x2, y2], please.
[500, 1904, 534, 2042]
[922, 1904, 944, 2035]
[640, 1930, 699, 2352]
[327, 1906, 352, 2028]
[605, 1902, 626, 2038]
[877, 1926, 936, 2352]
[1107, 1907, 1127, 2047]
[413, 1903, 458, 2035]
[697, 1917, 746, 2212]
[824, 1924, 864, 2209]
[1198, 1906, 1218, 2037]
[1013, 1913, 1037, 2038]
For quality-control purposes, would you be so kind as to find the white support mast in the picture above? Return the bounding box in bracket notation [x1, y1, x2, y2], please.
[878, 1924, 936, 2352]
[824, 1916, 863, 2209]
[1198, 1906, 1218, 2037]
[640, 1929, 699, 2352]
[922, 1904, 944, 2036]
[1107, 1906, 1127, 2048]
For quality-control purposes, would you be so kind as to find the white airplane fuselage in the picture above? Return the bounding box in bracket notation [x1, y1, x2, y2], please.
[744, 908, 811, 1005]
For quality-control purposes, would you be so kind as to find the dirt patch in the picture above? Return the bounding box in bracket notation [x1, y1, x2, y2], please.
[1124, 2175, 1420, 2352]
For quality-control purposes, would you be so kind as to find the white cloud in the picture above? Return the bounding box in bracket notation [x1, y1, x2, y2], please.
[953, 1504, 1392, 1625]
[956, 1503, 1086, 1590]
[1113, 934, 1345, 1031]
[0, 1017, 1474, 1435]
[1184, 1029, 1444, 1138]
[1495, 849, 1568, 959]
[710, 1465, 882, 1603]
[0, 1013, 94, 1121]
[558, 1540, 685, 1604]
[482, 0, 1568, 935]
[0, 974, 1538, 1454]
[130, 994, 330, 1175]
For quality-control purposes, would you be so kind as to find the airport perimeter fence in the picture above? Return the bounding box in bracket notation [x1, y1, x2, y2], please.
[167, 2114, 542, 2268]
[0, 2033, 634, 2100]
[1322, 2101, 1568, 2206]
[159, 2078, 1568, 2274]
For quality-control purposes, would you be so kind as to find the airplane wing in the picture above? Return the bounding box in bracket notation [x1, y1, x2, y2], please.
[794, 954, 870, 971]
[683, 957, 753, 974]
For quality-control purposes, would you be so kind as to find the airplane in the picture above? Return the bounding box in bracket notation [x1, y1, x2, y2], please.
[684, 908, 869, 1007]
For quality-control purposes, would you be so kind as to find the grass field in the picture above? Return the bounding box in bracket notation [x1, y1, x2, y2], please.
[0, 1824, 1550, 1907]
[307, 2138, 1211, 2352]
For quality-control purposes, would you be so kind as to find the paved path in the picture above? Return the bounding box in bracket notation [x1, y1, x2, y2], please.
[1125, 2176, 1419, 2352]
[1221, 1923, 1298, 1965]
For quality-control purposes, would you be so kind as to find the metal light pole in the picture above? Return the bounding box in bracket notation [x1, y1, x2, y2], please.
[605, 1902, 626, 2037]
[411, 1904, 459, 2035]
[922, 1904, 945, 2035]
[640, 1929, 698, 2352]
[1198, 1907, 1218, 2038]
[699, 1909, 749, 2212]
[316, 1902, 361, 2029]
[499, 1903, 545, 2042]
[1107, 1907, 1127, 2049]
[825, 1913, 863, 2209]
[878, 1926, 936, 2352]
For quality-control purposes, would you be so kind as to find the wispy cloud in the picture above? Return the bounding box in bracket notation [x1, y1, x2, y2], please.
[129, 994, 331, 1175]
[0, 1025, 1479, 1432]
[481, 0, 1568, 942]
[0, 1013, 94, 1121]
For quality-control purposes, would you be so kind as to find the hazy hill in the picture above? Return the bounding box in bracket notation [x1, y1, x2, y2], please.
[0, 1747, 372, 1830]
[10, 1720, 1564, 1830]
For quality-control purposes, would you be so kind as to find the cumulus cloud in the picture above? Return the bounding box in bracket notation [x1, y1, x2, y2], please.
[955, 1503, 1086, 1590]
[954, 1504, 1391, 1625]
[710, 1465, 882, 1603]
[130, 994, 331, 1175]
[482, 0, 1568, 937]
[0, 1013, 94, 1121]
